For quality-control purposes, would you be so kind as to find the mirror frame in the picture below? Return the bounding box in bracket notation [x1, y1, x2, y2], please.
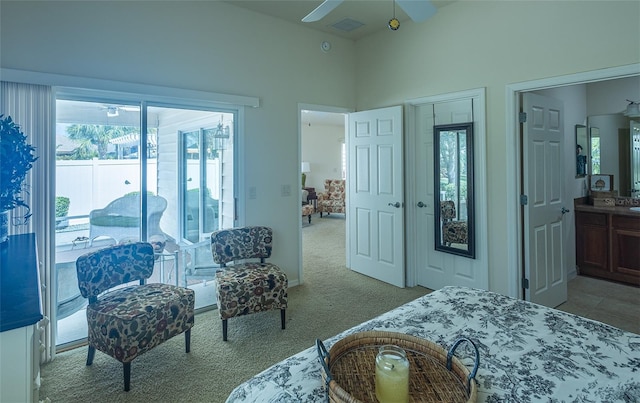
[433, 122, 475, 259]
[575, 124, 588, 177]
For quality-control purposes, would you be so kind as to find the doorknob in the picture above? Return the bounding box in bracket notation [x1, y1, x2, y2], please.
[388, 202, 401, 208]
[561, 207, 570, 215]
[417, 201, 426, 208]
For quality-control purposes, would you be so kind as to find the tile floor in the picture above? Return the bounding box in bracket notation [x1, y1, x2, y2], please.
[556, 275, 639, 334]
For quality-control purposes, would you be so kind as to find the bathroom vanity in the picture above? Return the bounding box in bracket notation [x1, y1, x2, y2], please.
[575, 198, 640, 286]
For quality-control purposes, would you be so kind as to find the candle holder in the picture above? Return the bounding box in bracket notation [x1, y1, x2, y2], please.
[375, 345, 410, 403]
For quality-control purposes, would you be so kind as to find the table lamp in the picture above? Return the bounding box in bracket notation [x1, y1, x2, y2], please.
[301, 162, 311, 188]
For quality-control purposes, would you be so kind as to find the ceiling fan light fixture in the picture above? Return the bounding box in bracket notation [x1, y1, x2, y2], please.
[624, 100, 640, 118]
[389, 0, 400, 31]
[388, 17, 400, 31]
[106, 106, 119, 117]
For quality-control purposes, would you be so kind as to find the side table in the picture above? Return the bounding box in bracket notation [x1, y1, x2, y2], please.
[155, 249, 179, 286]
[304, 187, 317, 210]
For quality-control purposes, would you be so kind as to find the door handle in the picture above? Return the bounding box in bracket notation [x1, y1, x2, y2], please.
[417, 201, 426, 208]
[388, 202, 401, 208]
[561, 207, 570, 215]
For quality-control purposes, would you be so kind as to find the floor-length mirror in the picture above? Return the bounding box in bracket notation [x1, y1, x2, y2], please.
[434, 123, 475, 258]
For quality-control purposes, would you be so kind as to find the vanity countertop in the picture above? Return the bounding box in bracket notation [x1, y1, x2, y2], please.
[574, 203, 640, 218]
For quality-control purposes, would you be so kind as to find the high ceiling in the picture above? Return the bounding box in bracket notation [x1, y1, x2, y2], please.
[224, 0, 455, 41]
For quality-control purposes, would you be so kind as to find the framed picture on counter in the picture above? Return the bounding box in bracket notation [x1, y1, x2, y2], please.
[589, 174, 613, 191]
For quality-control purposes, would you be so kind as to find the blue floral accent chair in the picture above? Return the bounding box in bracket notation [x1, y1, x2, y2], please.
[76, 242, 195, 391]
[441, 200, 468, 246]
[210, 226, 288, 341]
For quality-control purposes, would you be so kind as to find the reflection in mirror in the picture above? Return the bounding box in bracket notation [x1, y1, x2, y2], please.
[434, 123, 475, 259]
[575, 125, 587, 177]
[632, 120, 640, 198]
[590, 127, 600, 174]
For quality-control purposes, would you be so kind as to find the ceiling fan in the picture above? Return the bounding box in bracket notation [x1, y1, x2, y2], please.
[100, 104, 140, 117]
[623, 99, 640, 118]
[302, 0, 437, 27]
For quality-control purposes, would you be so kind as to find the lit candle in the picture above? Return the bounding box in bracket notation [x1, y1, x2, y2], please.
[375, 345, 410, 403]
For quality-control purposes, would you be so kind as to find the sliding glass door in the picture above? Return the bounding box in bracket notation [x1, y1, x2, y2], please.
[54, 97, 237, 348]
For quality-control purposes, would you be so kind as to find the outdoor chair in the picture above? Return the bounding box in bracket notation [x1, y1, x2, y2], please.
[210, 226, 288, 341]
[88, 194, 167, 245]
[441, 200, 468, 246]
[76, 242, 195, 391]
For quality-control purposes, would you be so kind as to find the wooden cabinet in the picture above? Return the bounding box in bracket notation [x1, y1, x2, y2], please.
[575, 206, 640, 285]
[576, 211, 609, 272]
[612, 215, 640, 278]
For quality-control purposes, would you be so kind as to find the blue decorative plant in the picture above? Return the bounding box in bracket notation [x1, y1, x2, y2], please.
[0, 115, 38, 221]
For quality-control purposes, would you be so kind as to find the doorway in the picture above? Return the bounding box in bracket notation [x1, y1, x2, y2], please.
[506, 64, 640, 303]
[298, 104, 349, 284]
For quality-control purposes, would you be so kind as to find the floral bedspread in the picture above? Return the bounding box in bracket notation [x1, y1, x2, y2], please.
[226, 286, 640, 402]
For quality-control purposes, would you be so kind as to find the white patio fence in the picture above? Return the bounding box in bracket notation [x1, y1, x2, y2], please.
[56, 159, 158, 224]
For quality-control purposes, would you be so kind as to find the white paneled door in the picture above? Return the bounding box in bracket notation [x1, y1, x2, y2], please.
[348, 106, 405, 287]
[412, 96, 487, 291]
[522, 92, 568, 307]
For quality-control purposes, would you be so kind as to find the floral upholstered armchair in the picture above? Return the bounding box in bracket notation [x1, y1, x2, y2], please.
[76, 242, 195, 391]
[210, 226, 288, 341]
[441, 200, 468, 246]
[317, 179, 346, 217]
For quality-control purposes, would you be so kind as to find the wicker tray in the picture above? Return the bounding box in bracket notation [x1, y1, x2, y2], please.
[316, 331, 479, 403]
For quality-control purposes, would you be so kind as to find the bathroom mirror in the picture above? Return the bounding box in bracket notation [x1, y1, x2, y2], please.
[434, 123, 475, 259]
[575, 124, 588, 177]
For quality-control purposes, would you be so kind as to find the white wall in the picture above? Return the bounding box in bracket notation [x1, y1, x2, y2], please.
[587, 77, 640, 116]
[1, 1, 639, 294]
[353, 0, 640, 294]
[301, 123, 345, 192]
[0, 1, 357, 285]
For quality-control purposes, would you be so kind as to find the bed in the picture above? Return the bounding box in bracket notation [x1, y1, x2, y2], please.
[226, 286, 640, 402]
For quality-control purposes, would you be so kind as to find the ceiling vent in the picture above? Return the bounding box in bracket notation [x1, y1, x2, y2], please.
[330, 18, 365, 32]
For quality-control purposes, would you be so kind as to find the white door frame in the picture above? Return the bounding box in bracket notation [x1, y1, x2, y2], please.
[297, 103, 353, 285]
[505, 63, 640, 299]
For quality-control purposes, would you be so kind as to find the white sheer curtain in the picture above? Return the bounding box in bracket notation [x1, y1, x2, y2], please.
[1, 81, 55, 363]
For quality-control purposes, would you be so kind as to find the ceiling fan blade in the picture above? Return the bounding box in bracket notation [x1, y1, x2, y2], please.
[302, 0, 344, 22]
[396, 0, 437, 23]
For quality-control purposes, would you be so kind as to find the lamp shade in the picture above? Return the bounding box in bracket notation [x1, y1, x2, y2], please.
[301, 162, 311, 173]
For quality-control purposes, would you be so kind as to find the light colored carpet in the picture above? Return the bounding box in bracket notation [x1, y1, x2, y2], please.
[39, 214, 431, 402]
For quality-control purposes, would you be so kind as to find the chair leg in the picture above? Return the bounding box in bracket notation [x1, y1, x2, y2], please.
[308, 214, 311, 224]
[86, 345, 96, 366]
[281, 309, 286, 330]
[222, 319, 228, 341]
[185, 328, 191, 353]
[123, 362, 131, 392]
